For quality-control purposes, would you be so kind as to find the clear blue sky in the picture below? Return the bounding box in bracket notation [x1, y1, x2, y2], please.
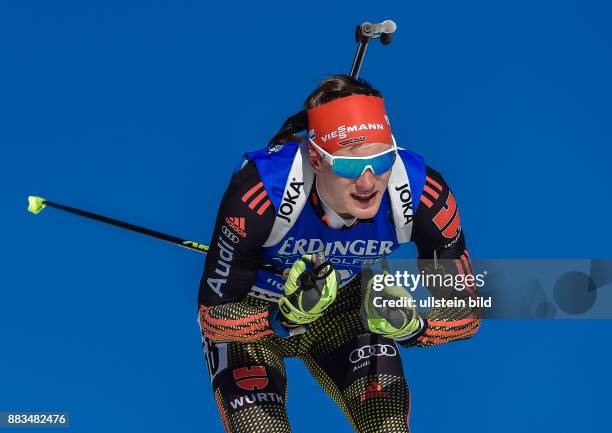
[1, 1, 611, 432]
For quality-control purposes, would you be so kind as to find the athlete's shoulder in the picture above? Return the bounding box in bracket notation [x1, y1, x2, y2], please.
[224, 160, 276, 218]
[420, 164, 458, 200]
[422, 165, 449, 202]
[410, 165, 463, 248]
[245, 141, 301, 165]
[243, 141, 308, 213]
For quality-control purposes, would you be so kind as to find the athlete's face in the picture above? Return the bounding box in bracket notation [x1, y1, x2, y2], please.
[312, 142, 393, 220]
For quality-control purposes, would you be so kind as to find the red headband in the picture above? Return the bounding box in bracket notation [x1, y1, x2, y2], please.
[306, 94, 393, 154]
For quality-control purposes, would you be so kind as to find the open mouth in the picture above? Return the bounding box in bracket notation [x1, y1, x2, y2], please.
[350, 191, 377, 203]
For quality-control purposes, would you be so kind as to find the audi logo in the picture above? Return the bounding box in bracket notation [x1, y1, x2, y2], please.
[222, 226, 239, 243]
[349, 344, 397, 363]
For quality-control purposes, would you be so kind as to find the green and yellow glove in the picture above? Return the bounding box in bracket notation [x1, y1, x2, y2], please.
[278, 253, 338, 325]
[361, 271, 424, 340]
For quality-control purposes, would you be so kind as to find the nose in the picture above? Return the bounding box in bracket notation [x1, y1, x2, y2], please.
[355, 168, 375, 190]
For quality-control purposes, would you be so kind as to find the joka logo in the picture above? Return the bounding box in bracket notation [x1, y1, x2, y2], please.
[359, 380, 389, 401]
[278, 178, 304, 224]
[394, 183, 413, 225]
[225, 216, 247, 238]
[233, 366, 268, 391]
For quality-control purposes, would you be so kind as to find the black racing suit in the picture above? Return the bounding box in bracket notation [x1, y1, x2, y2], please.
[198, 160, 479, 433]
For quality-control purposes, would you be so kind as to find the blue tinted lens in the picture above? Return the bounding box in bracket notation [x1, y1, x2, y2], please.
[369, 151, 396, 174]
[332, 151, 396, 179]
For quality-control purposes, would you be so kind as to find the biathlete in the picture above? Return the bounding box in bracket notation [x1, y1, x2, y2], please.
[199, 75, 480, 433]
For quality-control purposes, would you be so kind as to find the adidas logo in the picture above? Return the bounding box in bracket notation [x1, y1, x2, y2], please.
[241, 182, 272, 216]
[359, 380, 389, 401]
[225, 217, 247, 238]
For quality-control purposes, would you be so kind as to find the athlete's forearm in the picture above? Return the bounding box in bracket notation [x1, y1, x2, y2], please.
[198, 160, 276, 306]
[409, 245, 480, 347]
[199, 297, 275, 343]
[416, 304, 480, 347]
[405, 166, 481, 347]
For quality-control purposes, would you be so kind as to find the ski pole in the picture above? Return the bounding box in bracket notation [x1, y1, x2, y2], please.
[26, 196, 284, 275]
